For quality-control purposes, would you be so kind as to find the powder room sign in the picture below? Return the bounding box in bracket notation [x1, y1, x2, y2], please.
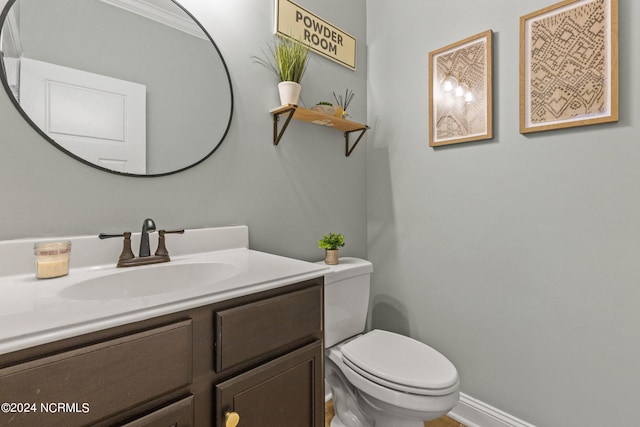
[275, 0, 357, 70]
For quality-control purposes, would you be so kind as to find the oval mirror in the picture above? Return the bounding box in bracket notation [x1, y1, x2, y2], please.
[0, 0, 233, 176]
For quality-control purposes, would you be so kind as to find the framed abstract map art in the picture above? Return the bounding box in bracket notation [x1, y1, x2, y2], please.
[520, 0, 618, 134]
[429, 30, 493, 147]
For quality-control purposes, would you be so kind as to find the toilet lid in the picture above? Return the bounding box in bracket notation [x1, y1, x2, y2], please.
[341, 330, 459, 394]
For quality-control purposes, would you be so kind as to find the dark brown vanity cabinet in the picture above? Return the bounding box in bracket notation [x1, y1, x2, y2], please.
[214, 285, 324, 427]
[0, 278, 324, 427]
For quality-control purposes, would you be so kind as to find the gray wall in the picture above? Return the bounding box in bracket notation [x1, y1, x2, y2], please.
[0, 0, 368, 260]
[366, 1, 639, 426]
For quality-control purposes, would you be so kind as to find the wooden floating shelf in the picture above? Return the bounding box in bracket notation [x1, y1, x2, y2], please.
[270, 104, 369, 157]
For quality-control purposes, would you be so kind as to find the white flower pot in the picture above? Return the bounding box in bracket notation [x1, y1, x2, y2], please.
[311, 104, 336, 115]
[278, 81, 302, 106]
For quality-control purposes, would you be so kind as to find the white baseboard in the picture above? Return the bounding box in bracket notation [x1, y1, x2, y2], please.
[448, 393, 536, 427]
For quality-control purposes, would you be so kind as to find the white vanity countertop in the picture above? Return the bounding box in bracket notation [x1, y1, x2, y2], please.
[0, 226, 328, 355]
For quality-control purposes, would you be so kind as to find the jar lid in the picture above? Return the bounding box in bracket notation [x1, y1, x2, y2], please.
[34, 241, 71, 256]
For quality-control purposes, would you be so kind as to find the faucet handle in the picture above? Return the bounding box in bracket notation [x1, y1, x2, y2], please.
[99, 231, 135, 266]
[155, 229, 185, 257]
[98, 232, 127, 239]
[162, 229, 185, 235]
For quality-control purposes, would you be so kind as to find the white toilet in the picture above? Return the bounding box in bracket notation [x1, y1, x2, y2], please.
[320, 257, 460, 427]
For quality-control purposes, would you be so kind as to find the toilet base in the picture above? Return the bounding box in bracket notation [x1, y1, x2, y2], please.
[329, 416, 348, 427]
[357, 390, 444, 427]
[326, 360, 372, 427]
[328, 390, 436, 427]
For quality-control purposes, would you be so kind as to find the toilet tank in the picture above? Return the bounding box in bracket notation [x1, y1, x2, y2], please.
[317, 257, 373, 347]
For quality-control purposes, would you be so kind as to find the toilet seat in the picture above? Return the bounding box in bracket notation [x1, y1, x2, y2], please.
[341, 330, 459, 396]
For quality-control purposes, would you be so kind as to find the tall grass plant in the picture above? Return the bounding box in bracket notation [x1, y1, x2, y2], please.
[253, 35, 310, 83]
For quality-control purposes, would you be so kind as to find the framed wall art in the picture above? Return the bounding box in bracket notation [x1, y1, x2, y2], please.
[520, 0, 618, 134]
[429, 30, 493, 147]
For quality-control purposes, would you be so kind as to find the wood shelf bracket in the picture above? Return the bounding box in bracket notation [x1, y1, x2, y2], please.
[273, 107, 296, 146]
[345, 127, 368, 157]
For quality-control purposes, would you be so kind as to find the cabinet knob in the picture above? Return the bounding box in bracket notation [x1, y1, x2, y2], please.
[225, 411, 240, 427]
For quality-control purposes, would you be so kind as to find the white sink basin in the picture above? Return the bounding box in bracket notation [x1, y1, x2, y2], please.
[60, 262, 242, 300]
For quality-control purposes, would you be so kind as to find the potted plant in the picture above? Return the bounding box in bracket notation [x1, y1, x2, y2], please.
[253, 35, 310, 106]
[311, 101, 344, 118]
[311, 101, 336, 116]
[318, 232, 345, 265]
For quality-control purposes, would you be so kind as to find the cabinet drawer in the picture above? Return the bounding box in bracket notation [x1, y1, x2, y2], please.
[215, 285, 322, 372]
[0, 320, 192, 427]
[120, 395, 193, 427]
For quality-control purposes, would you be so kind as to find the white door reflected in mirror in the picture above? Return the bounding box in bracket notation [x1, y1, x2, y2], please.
[20, 57, 147, 174]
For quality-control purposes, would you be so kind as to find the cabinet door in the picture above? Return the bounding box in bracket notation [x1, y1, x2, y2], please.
[216, 341, 323, 427]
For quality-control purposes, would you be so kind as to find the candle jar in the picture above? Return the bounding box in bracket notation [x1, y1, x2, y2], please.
[34, 241, 71, 279]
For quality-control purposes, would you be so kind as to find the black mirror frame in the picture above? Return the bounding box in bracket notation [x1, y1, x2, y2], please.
[0, 0, 234, 177]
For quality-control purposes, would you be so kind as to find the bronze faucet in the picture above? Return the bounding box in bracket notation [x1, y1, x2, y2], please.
[99, 221, 184, 268]
[139, 218, 156, 257]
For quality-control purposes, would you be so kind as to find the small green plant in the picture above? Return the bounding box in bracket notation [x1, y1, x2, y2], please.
[253, 35, 310, 83]
[318, 233, 345, 250]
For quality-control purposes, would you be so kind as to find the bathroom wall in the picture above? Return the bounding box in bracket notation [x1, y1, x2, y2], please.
[0, 0, 368, 260]
[366, 1, 639, 426]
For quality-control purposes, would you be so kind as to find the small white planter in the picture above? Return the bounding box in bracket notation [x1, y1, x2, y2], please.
[278, 81, 302, 105]
[311, 104, 336, 115]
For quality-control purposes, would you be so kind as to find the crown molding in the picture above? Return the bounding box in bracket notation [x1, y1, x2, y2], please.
[1, 7, 23, 58]
[99, 0, 208, 40]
